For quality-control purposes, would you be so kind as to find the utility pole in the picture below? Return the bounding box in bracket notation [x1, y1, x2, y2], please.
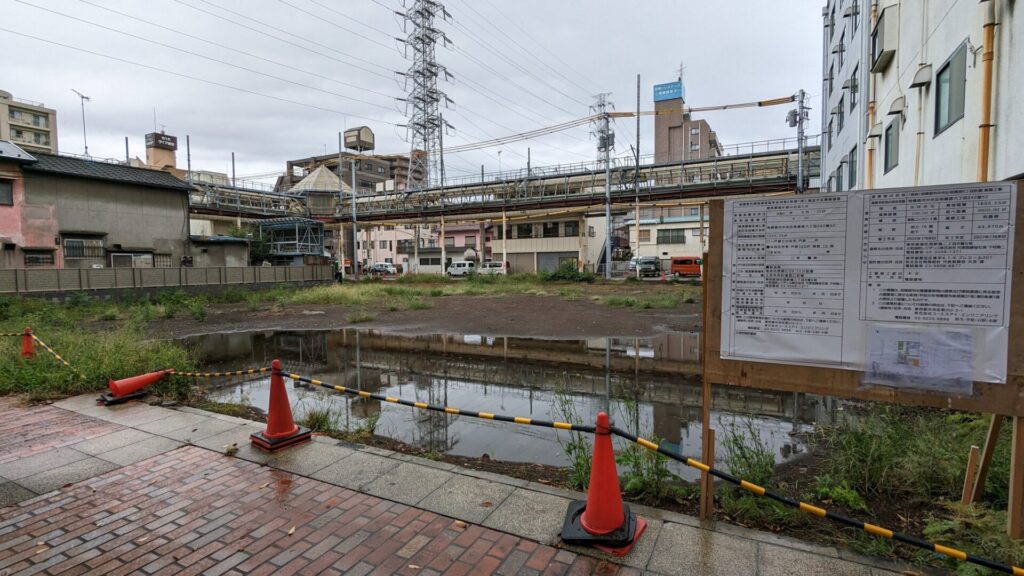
[71, 89, 90, 156]
[185, 135, 192, 185]
[592, 93, 615, 279]
[439, 114, 446, 273]
[351, 158, 359, 279]
[789, 89, 809, 193]
[634, 74, 641, 279]
[231, 152, 236, 187]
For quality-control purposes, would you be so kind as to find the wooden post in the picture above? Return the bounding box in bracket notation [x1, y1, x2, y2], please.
[961, 445, 980, 505]
[700, 428, 715, 521]
[971, 414, 1004, 503]
[1009, 416, 1024, 538]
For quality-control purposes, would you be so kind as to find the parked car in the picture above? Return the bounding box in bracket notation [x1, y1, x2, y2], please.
[478, 260, 508, 275]
[446, 260, 476, 277]
[626, 257, 640, 274]
[637, 257, 661, 277]
[670, 257, 702, 277]
[370, 262, 397, 276]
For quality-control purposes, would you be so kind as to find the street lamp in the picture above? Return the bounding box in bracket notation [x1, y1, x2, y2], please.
[71, 89, 91, 156]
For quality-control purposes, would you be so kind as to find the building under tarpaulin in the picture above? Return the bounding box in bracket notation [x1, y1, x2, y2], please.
[287, 165, 349, 217]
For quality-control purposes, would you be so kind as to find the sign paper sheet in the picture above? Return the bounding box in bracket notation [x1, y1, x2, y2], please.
[720, 183, 1016, 385]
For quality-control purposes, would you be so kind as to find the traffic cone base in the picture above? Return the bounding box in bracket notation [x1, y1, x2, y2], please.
[97, 390, 149, 406]
[250, 426, 311, 452]
[560, 500, 647, 557]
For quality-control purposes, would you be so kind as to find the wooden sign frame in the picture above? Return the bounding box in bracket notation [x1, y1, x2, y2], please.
[701, 184, 1024, 537]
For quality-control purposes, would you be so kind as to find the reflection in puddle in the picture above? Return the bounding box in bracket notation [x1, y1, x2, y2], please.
[186, 330, 849, 482]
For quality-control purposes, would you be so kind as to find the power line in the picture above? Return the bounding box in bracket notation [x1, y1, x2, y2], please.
[475, 0, 599, 94]
[303, 0, 395, 37]
[18, 1, 395, 112]
[77, 0, 396, 100]
[0, 27, 398, 126]
[277, 0, 396, 51]
[171, 0, 395, 81]
[454, 0, 596, 100]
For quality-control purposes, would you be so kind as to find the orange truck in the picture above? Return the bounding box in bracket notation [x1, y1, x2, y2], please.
[670, 257, 702, 277]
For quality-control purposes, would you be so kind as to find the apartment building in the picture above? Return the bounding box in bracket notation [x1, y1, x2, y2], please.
[821, 0, 1023, 191]
[653, 80, 723, 164]
[625, 204, 709, 265]
[0, 90, 58, 154]
[280, 151, 423, 195]
[495, 216, 591, 274]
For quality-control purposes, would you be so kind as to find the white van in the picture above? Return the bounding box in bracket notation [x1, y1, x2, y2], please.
[446, 261, 476, 277]
[478, 261, 508, 275]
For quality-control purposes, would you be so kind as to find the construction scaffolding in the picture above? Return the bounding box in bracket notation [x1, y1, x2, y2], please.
[256, 217, 325, 264]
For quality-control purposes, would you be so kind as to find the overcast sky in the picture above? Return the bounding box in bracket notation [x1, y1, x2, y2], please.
[3, 0, 823, 182]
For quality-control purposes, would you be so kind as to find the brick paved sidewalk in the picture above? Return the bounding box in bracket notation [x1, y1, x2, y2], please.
[0, 445, 626, 576]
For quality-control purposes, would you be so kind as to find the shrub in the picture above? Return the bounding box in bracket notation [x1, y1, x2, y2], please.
[542, 262, 595, 283]
[346, 312, 376, 323]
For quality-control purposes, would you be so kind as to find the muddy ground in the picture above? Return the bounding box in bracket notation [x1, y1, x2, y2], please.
[146, 284, 702, 339]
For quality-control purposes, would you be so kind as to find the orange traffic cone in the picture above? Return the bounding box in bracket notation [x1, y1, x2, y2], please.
[560, 411, 647, 556]
[20, 327, 34, 359]
[250, 359, 311, 452]
[100, 369, 170, 405]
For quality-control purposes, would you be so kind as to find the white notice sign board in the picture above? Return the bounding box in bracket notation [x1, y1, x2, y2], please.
[720, 183, 1016, 385]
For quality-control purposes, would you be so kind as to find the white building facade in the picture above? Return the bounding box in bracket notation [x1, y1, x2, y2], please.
[821, 0, 1023, 191]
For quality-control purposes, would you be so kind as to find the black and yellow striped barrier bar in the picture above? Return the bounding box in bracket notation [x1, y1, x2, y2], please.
[287, 373, 595, 434]
[285, 369, 1023, 576]
[30, 335, 85, 379]
[2, 332, 22, 337]
[169, 367, 271, 378]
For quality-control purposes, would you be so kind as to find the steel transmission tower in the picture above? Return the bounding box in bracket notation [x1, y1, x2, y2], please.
[591, 93, 615, 279]
[398, 0, 453, 194]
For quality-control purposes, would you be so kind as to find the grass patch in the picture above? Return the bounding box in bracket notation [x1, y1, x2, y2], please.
[346, 311, 376, 323]
[557, 288, 583, 301]
[603, 293, 680, 309]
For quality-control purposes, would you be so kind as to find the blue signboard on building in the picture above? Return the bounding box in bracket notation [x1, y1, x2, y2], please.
[653, 81, 684, 102]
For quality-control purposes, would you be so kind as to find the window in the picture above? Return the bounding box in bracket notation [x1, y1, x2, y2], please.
[564, 221, 579, 236]
[0, 180, 12, 205]
[153, 253, 171, 267]
[494, 226, 503, 240]
[690, 228, 702, 236]
[689, 207, 700, 216]
[377, 166, 386, 174]
[870, 8, 895, 73]
[848, 146, 858, 189]
[827, 119, 834, 151]
[689, 141, 700, 152]
[827, 64, 834, 97]
[63, 238, 104, 258]
[689, 126, 700, 137]
[829, 5, 836, 40]
[935, 42, 967, 135]
[638, 229, 650, 242]
[24, 250, 54, 266]
[465, 235, 476, 247]
[836, 164, 844, 192]
[419, 257, 441, 266]
[359, 180, 373, 190]
[542, 222, 559, 238]
[884, 118, 900, 173]
[516, 223, 533, 239]
[657, 229, 686, 244]
[444, 236, 455, 247]
[849, 67, 858, 111]
[837, 96, 845, 132]
[640, 208, 656, 219]
[852, 1, 859, 33]
[838, 32, 845, 69]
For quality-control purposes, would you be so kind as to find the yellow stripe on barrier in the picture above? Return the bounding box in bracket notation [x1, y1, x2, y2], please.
[686, 458, 710, 473]
[444, 407, 459, 414]
[334, 385, 347, 393]
[740, 480, 766, 496]
[1013, 566, 1024, 576]
[799, 502, 827, 517]
[385, 396, 400, 403]
[513, 417, 531, 425]
[553, 422, 572, 430]
[935, 544, 968, 561]
[864, 523, 893, 539]
[477, 412, 495, 419]
[358, 391, 371, 398]
[636, 438, 659, 451]
[311, 379, 323, 386]
[415, 402, 428, 409]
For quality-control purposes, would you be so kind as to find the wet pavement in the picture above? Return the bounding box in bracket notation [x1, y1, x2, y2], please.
[0, 395, 908, 575]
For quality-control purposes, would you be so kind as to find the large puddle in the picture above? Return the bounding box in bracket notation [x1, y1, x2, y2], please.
[185, 330, 848, 482]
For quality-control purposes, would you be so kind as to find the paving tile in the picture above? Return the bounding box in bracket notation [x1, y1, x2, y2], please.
[361, 462, 451, 506]
[1, 447, 89, 480]
[0, 481, 37, 506]
[482, 488, 570, 545]
[70, 428, 157, 456]
[758, 543, 875, 576]
[135, 412, 211, 435]
[162, 416, 244, 443]
[51, 394, 104, 412]
[645, 521, 755, 575]
[14, 457, 119, 494]
[191, 423, 266, 452]
[263, 441, 355, 477]
[311, 450, 399, 490]
[97, 436, 184, 466]
[418, 473, 515, 523]
[87, 403, 175, 426]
